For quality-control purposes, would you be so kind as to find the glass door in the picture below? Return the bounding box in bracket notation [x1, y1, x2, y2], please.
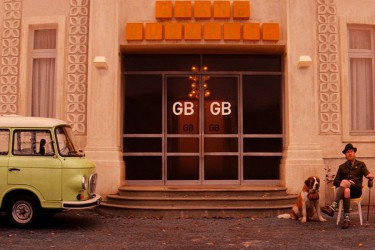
[166, 73, 239, 184]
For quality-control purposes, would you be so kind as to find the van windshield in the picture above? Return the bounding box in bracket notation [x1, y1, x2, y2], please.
[55, 126, 82, 157]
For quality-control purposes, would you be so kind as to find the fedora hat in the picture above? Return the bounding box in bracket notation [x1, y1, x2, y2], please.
[342, 143, 357, 154]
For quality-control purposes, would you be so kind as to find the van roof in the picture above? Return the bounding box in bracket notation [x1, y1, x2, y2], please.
[0, 115, 68, 128]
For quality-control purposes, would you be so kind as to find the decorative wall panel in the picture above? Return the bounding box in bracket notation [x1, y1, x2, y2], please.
[0, 0, 22, 114]
[67, 0, 89, 134]
[317, 0, 340, 134]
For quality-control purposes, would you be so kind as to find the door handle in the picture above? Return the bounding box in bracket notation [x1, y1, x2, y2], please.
[9, 168, 20, 172]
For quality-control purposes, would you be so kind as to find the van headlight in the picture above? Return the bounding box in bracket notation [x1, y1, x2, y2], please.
[88, 173, 98, 195]
[81, 176, 88, 191]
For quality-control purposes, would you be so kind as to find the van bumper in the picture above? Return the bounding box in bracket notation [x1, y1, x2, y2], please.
[62, 194, 102, 209]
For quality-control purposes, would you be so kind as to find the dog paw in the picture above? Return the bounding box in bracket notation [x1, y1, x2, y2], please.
[319, 217, 327, 222]
[301, 218, 307, 223]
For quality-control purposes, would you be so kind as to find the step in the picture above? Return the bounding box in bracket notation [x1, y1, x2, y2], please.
[98, 185, 297, 218]
[96, 203, 294, 218]
[118, 185, 289, 198]
[106, 194, 298, 207]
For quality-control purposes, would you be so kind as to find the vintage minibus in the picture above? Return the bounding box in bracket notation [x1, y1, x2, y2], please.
[0, 115, 101, 227]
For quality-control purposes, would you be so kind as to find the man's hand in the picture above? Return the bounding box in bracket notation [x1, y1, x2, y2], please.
[367, 173, 374, 180]
[340, 179, 352, 188]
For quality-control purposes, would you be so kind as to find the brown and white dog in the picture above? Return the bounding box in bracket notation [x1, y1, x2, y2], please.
[278, 176, 326, 223]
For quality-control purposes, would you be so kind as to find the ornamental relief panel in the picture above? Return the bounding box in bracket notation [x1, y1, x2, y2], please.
[67, 0, 90, 134]
[317, 0, 341, 134]
[0, 0, 22, 114]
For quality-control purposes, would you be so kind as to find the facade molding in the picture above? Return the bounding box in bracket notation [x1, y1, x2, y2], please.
[0, 0, 22, 114]
[66, 0, 90, 134]
[317, 0, 341, 134]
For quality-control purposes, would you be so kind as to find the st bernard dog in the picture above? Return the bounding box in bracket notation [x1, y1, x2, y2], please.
[278, 176, 326, 223]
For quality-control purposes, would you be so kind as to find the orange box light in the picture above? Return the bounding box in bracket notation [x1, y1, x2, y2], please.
[204, 23, 222, 41]
[155, 1, 173, 19]
[145, 23, 163, 41]
[194, 1, 212, 19]
[184, 23, 202, 40]
[175, 1, 192, 19]
[213, 1, 230, 19]
[126, 23, 143, 41]
[223, 23, 241, 41]
[233, 1, 250, 19]
[165, 22, 182, 40]
[243, 23, 260, 41]
[262, 23, 280, 41]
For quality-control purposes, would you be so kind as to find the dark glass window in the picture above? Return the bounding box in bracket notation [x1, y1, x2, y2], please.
[203, 55, 282, 72]
[167, 76, 199, 134]
[123, 54, 283, 182]
[125, 156, 162, 180]
[124, 54, 200, 71]
[167, 138, 199, 153]
[204, 77, 238, 134]
[243, 156, 281, 180]
[243, 75, 282, 134]
[167, 156, 199, 180]
[123, 138, 162, 152]
[204, 156, 238, 180]
[244, 138, 282, 152]
[124, 75, 162, 134]
[205, 138, 238, 152]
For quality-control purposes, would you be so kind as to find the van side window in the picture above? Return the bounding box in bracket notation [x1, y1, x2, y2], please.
[0, 129, 9, 155]
[13, 130, 54, 156]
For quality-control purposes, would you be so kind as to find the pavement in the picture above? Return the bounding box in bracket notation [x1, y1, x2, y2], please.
[1, 206, 375, 250]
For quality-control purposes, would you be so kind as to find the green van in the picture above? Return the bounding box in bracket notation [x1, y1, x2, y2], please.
[0, 115, 101, 227]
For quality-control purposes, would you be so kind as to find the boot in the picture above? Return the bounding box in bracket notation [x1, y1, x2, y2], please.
[341, 214, 350, 229]
[321, 202, 337, 217]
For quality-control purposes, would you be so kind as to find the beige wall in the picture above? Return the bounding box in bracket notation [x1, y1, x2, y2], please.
[23, 0, 70, 16]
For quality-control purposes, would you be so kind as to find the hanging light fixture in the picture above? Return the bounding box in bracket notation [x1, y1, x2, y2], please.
[188, 65, 210, 99]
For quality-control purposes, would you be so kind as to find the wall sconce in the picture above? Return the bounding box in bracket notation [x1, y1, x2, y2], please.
[93, 56, 108, 69]
[298, 55, 312, 68]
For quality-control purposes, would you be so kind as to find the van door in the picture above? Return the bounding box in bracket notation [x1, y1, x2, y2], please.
[8, 129, 62, 201]
[0, 129, 10, 195]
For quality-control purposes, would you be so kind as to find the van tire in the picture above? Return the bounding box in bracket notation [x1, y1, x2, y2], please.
[6, 195, 40, 227]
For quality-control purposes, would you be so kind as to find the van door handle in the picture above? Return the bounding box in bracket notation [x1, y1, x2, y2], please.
[9, 168, 20, 172]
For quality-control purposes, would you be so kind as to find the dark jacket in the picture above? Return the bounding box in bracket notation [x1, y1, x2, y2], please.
[333, 160, 370, 190]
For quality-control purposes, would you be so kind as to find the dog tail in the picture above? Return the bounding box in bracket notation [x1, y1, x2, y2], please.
[277, 213, 291, 219]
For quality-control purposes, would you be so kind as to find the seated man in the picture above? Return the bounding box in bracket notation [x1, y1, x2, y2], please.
[321, 143, 374, 229]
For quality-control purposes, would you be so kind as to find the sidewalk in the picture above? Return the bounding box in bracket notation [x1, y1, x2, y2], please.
[1, 207, 375, 249]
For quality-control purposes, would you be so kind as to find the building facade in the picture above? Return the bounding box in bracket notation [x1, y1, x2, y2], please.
[1, 0, 375, 205]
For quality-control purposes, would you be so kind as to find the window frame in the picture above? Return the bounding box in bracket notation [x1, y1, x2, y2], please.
[19, 16, 66, 118]
[12, 129, 55, 156]
[340, 18, 375, 142]
[0, 129, 10, 155]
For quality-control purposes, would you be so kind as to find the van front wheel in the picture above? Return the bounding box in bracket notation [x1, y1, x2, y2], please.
[7, 195, 40, 227]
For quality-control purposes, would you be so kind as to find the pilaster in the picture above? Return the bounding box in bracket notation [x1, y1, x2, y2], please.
[85, 0, 124, 195]
[281, 0, 325, 199]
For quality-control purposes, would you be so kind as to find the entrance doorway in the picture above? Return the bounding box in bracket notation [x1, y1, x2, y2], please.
[123, 54, 283, 185]
[166, 75, 239, 184]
